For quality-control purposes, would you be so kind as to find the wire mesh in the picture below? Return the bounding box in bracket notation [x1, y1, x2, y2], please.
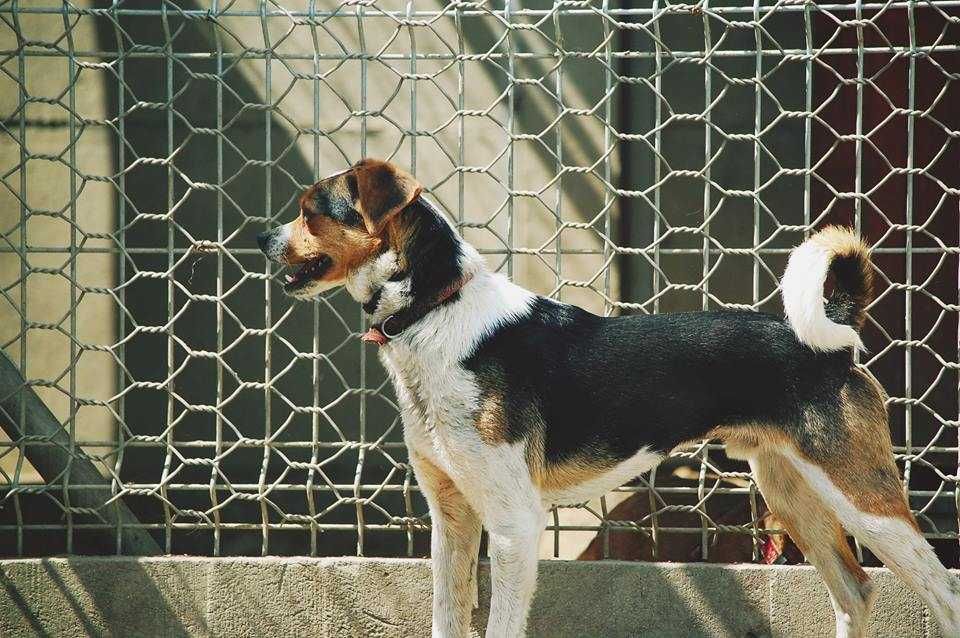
[0, 0, 957, 564]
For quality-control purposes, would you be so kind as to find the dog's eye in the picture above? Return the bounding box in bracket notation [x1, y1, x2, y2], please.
[343, 207, 362, 228]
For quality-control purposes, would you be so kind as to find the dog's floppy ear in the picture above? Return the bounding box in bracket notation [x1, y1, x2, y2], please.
[352, 158, 422, 235]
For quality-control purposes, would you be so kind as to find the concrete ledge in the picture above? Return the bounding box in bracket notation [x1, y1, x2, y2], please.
[0, 557, 951, 637]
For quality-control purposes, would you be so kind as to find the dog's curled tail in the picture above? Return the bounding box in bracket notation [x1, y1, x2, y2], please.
[781, 226, 874, 352]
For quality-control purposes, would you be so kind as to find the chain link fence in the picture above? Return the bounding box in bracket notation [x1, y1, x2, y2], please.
[0, 0, 957, 565]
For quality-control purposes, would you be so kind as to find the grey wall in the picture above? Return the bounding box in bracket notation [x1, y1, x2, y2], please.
[80, 0, 640, 558]
[0, 558, 951, 637]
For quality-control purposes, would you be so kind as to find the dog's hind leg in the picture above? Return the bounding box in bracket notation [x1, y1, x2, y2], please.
[746, 449, 875, 638]
[788, 452, 960, 636]
[764, 370, 960, 637]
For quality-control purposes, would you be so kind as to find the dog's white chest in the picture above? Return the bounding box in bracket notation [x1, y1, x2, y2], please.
[380, 346, 482, 481]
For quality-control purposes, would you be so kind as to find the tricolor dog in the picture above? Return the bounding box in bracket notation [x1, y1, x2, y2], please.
[258, 159, 960, 638]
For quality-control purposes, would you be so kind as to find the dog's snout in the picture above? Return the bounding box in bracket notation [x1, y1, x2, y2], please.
[256, 231, 270, 254]
[258, 225, 292, 264]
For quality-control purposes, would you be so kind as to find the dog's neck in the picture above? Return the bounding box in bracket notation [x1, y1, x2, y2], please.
[344, 197, 485, 326]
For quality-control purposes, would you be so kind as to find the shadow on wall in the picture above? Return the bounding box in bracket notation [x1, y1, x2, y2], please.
[93, 1, 396, 558]
[86, 0, 633, 558]
[0, 558, 206, 637]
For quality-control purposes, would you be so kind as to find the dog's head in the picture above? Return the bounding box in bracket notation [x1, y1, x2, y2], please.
[257, 159, 422, 299]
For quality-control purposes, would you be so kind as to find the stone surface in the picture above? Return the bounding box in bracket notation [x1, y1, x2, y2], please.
[767, 565, 937, 638]
[0, 557, 956, 637]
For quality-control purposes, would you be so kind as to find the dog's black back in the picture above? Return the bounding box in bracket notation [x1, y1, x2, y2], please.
[464, 298, 856, 465]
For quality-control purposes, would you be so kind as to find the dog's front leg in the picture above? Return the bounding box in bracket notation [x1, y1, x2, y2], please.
[484, 505, 546, 638]
[411, 451, 482, 638]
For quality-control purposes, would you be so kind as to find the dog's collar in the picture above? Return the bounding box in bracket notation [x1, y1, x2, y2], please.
[361, 272, 473, 346]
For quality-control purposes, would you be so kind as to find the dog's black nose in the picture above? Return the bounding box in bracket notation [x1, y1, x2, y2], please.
[256, 231, 270, 253]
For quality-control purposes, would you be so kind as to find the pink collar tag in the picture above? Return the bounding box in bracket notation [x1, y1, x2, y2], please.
[361, 327, 389, 346]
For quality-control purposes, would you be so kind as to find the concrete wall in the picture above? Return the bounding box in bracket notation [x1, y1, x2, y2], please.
[0, 557, 951, 637]
[3, 0, 611, 553]
[0, 0, 116, 483]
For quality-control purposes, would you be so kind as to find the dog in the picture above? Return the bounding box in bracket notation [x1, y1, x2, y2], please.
[258, 158, 960, 638]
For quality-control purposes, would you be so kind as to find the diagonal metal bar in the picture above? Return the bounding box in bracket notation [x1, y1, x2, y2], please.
[0, 351, 160, 555]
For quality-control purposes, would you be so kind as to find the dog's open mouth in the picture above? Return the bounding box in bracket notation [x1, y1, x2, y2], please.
[283, 255, 332, 292]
